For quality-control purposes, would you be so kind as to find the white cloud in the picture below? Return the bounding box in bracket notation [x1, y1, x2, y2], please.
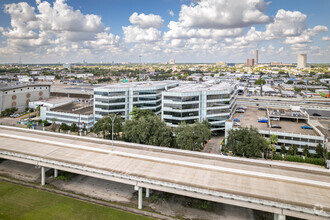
[129, 12, 164, 29]
[322, 36, 330, 41]
[169, 10, 174, 17]
[164, 21, 243, 40]
[123, 26, 161, 43]
[123, 12, 164, 43]
[177, 0, 271, 29]
[284, 25, 328, 44]
[0, 0, 122, 62]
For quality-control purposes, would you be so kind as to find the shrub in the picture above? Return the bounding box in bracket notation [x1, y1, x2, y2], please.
[305, 157, 325, 166]
[285, 155, 304, 163]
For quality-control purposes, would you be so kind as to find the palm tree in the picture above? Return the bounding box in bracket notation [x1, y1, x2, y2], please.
[270, 134, 278, 160]
[255, 78, 266, 96]
[51, 117, 57, 132]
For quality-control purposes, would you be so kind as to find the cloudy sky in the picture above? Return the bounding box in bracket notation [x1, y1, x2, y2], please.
[0, 0, 329, 64]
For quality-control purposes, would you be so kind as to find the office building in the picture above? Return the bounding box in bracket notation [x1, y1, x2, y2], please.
[94, 81, 179, 121]
[0, 84, 50, 112]
[162, 82, 238, 131]
[246, 58, 255, 67]
[297, 54, 307, 69]
[254, 50, 258, 65]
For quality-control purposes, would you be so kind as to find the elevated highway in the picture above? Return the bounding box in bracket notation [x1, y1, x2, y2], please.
[0, 125, 329, 220]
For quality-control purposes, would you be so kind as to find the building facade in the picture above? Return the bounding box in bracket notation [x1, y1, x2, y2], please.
[0, 84, 50, 112]
[297, 54, 307, 69]
[94, 81, 179, 122]
[162, 82, 238, 131]
[40, 101, 94, 131]
[254, 50, 258, 65]
[246, 58, 255, 67]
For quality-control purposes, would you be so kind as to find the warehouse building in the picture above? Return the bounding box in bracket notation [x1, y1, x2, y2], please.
[0, 84, 50, 112]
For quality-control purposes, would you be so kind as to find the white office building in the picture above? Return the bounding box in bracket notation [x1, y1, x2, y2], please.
[297, 54, 307, 69]
[162, 82, 238, 131]
[94, 81, 179, 121]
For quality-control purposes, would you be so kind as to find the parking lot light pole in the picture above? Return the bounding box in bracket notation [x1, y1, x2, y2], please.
[111, 113, 118, 151]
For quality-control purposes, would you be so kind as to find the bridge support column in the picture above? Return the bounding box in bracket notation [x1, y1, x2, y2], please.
[146, 188, 150, 198]
[138, 187, 143, 209]
[274, 214, 286, 220]
[41, 167, 45, 186]
[54, 168, 58, 178]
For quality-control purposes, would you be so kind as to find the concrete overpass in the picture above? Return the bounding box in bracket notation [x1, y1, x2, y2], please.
[0, 125, 329, 220]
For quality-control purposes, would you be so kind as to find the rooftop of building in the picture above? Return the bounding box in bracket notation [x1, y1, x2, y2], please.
[166, 81, 237, 93]
[0, 83, 50, 91]
[95, 81, 178, 90]
[33, 96, 77, 105]
[50, 101, 93, 115]
[231, 106, 319, 136]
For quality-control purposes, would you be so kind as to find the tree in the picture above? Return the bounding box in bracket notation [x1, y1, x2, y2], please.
[70, 123, 78, 132]
[303, 145, 310, 158]
[59, 123, 70, 132]
[254, 78, 266, 96]
[292, 144, 298, 156]
[315, 143, 324, 158]
[129, 107, 155, 120]
[116, 77, 120, 83]
[123, 115, 173, 147]
[270, 135, 278, 160]
[287, 80, 294, 84]
[92, 114, 123, 139]
[174, 121, 211, 151]
[225, 127, 267, 158]
[51, 118, 57, 132]
[280, 145, 286, 155]
[287, 145, 294, 155]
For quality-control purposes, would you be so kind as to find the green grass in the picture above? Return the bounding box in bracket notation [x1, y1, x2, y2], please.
[0, 180, 152, 220]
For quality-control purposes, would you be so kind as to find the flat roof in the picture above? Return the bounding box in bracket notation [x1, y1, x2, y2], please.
[35, 97, 77, 105]
[0, 83, 50, 91]
[51, 102, 93, 115]
[167, 82, 236, 93]
[96, 81, 178, 90]
[231, 106, 318, 136]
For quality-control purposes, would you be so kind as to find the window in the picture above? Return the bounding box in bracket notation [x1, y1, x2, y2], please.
[21, 89, 23, 91]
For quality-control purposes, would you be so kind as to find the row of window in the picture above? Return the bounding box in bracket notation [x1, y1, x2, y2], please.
[164, 103, 199, 110]
[95, 104, 126, 110]
[164, 118, 197, 125]
[163, 111, 199, 118]
[5, 87, 48, 94]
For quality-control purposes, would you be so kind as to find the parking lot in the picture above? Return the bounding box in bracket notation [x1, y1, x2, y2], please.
[232, 106, 318, 136]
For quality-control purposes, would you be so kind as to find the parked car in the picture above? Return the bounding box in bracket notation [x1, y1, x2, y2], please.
[270, 117, 280, 121]
[271, 125, 282, 129]
[312, 113, 321, 117]
[258, 107, 266, 111]
[233, 122, 240, 126]
[237, 106, 247, 110]
[236, 109, 245, 113]
[301, 125, 313, 129]
[258, 117, 267, 120]
[233, 118, 240, 122]
[258, 119, 268, 123]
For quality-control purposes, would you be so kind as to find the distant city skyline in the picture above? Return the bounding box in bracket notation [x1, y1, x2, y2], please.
[0, 0, 329, 64]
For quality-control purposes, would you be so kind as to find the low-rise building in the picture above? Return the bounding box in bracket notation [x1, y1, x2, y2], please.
[40, 100, 94, 131]
[0, 84, 50, 112]
[226, 106, 326, 155]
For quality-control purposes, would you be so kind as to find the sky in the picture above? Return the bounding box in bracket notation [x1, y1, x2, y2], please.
[0, 0, 329, 64]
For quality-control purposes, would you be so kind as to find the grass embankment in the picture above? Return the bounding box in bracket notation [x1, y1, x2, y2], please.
[0, 180, 151, 220]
